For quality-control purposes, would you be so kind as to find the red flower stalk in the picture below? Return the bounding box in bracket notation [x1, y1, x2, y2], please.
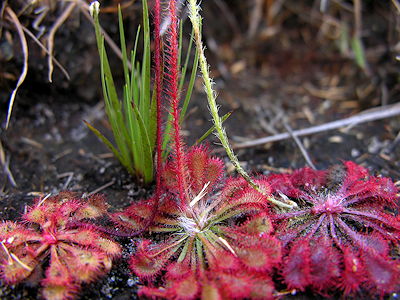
[113, 146, 281, 299]
[0, 192, 121, 300]
[163, 0, 188, 206]
[154, 0, 163, 202]
[268, 162, 400, 296]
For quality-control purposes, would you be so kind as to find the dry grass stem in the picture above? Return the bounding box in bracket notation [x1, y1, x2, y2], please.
[0, 141, 17, 188]
[283, 122, 316, 170]
[79, 0, 131, 70]
[232, 102, 400, 149]
[22, 25, 70, 80]
[391, 0, 400, 13]
[87, 179, 115, 196]
[5, 6, 29, 129]
[47, 1, 77, 82]
[247, 0, 263, 38]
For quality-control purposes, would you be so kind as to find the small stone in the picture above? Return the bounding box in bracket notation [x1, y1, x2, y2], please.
[127, 278, 135, 287]
[351, 148, 360, 157]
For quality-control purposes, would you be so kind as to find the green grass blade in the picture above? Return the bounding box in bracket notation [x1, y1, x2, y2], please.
[131, 103, 154, 183]
[100, 45, 135, 174]
[123, 84, 134, 146]
[84, 121, 134, 174]
[92, 8, 131, 170]
[178, 21, 183, 71]
[179, 28, 195, 93]
[194, 111, 232, 145]
[149, 82, 158, 151]
[351, 36, 367, 70]
[130, 26, 141, 98]
[118, 6, 130, 85]
[140, 0, 151, 125]
[180, 42, 199, 123]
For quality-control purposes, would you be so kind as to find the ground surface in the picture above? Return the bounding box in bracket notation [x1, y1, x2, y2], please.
[0, 0, 399, 299]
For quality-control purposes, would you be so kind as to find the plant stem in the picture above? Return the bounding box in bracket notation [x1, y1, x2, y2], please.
[167, 0, 189, 205]
[154, 0, 163, 204]
[187, 0, 295, 210]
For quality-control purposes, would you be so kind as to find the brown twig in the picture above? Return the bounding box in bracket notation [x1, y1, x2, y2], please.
[230, 102, 400, 150]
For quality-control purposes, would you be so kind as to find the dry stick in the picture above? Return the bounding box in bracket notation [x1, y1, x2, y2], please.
[48, 0, 132, 81]
[187, 0, 296, 210]
[22, 26, 70, 80]
[232, 102, 400, 150]
[283, 122, 317, 170]
[353, 0, 362, 38]
[80, 1, 131, 70]
[0, 141, 17, 187]
[47, 1, 76, 82]
[5, 7, 28, 130]
[247, 0, 263, 39]
[87, 179, 115, 196]
[392, 0, 400, 13]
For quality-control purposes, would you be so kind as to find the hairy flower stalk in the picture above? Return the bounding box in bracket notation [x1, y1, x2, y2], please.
[165, 0, 189, 206]
[150, 0, 164, 231]
[187, 0, 295, 210]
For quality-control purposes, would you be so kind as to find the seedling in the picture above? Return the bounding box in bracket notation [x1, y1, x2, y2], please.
[0, 192, 121, 300]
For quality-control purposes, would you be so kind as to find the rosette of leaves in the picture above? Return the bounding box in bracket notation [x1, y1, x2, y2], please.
[0, 192, 121, 300]
[268, 162, 400, 296]
[112, 146, 281, 299]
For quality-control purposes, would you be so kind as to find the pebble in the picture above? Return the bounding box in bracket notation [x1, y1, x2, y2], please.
[127, 278, 135, 287]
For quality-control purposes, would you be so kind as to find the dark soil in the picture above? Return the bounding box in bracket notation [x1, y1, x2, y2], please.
[1, 0, 399, 299]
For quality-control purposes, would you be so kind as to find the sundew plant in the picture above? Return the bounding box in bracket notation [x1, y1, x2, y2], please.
[0, 1, 398, 300]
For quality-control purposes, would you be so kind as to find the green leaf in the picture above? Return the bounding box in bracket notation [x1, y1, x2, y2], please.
[84, 121, 133, 174]
[194, 111, 232, 145]
[351, 36, 366, 70]
[149, 82, 158, 151]
[118, 6, 130, 86]
[131, 103, 154, 183]
[140, 0, 151, 125]
[180, 38, 199, 123]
